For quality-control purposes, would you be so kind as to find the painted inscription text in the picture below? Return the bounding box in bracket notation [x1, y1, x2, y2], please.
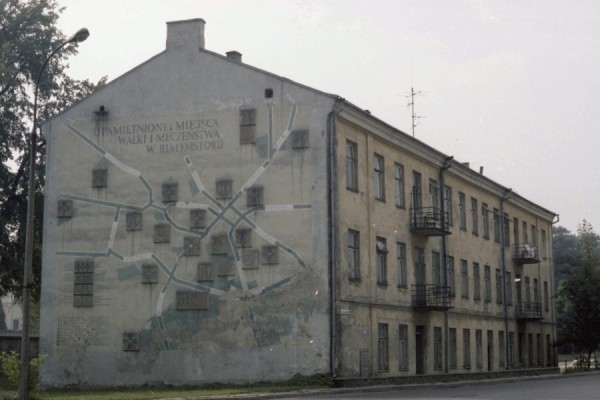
[94, 118, 223, 154]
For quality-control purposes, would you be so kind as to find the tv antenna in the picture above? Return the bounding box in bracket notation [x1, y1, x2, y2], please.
[406, 87, 424, 137]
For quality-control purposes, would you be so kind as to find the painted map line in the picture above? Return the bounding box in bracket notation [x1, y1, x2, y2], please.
[226, 229, 248, 291]
[276, 240, 306, 268]
[184, 155, 205, 192]
[65, 123, 106, 156]
[56, 251, 111, 258]
[66, 194, 143, 212]
[261, 204, 312, 211]
[107, 208, 120, 250]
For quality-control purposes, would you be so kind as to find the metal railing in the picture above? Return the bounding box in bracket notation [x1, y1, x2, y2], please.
[410, 207, 450, 236]
[412, 284, 452, 310]
[512, 243, 540, 264]
[515, 302, 542, 321]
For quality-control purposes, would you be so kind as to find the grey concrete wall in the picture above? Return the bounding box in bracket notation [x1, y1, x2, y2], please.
[40, 20, 334, 387]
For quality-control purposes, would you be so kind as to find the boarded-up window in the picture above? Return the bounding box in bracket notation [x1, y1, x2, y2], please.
[246, 186, 264, 207]
[183, 236, 201, 256]
[190, 209, 206, 229]
[216, 179, 233, 200]
[153, 223, 170, 243]
[197, 262, 214, 282]
[122, 331, 140, 351]
[236, 228, 252, 248]
[261, 245, 279, 265]
[57, 199, 74, 218]
[126, 211, 142, 231]
[162, 182, 178, 203]
[141, 264, 158, 284]
[291, 129, 309, 149]
[92, 168, 107, 188]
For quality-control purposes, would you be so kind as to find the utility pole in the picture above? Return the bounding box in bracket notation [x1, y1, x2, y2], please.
[406, 87, 424, 138]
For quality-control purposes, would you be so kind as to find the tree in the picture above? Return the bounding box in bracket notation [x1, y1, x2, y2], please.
[553, 225, 578, 291]
[0, 0, 105, 300]
[556, 220, 600, 368]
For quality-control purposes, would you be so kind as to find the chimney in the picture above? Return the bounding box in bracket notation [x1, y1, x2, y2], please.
[226, 51, 242, 63]
[166, 18, 205, 52]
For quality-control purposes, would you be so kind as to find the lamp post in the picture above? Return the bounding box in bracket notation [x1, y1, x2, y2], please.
[18, 27, 89, 400]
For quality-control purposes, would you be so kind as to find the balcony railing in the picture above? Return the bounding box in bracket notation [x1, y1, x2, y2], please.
[512, 243, 540, 264]
[515, 302, 543, 321]
[412, 284, 452, 310]
[410, 207, 450, 236]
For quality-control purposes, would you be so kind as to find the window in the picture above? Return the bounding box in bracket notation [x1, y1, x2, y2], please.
[484, 265, 491, 302]
[473, 263, 481, 300]
[509, 332, 515, 366]
[394, 163, 405, 208]
[246, 185, 264, 207]
[162, 182, 178, 203]
[444, 186, 453, 226]
[525, 276, 531, 303]
[537, 333, 543, 366]
[239, 108, 257, 144]
[534, 278, 540, 304]
[499, 331, 506, 367]
[153, 223, 170, 243]
[541, 229, 547, 258]
[482, 203, 490, 239]
[513, 217, 519, 245]
[74, 259, 94, 307]
[476, 330, 483, 368]
[429, 179, 439, 209]
[216, 179, 233, 200]
[432, 251, 441, 286]
[531, 225, 537, 247]
[412, 171, 422, 209]
[449, 328, 457, 369]
[123, 331, 140, 352]
[348, 230, 360, 281]
[493, 208, 501, 242]
[463, 329, 471, 369]
[142, 263, 158, 284]
[92, 168, 107, 188]
[236, 228, 252, 248]
[378, 323, 389, 371]
[528, 333, 534, 367]
[461, 259, 469, 299]
[434, 327, 443, 370]
[374, 154, 385, 201]
[458, 192, 466, 230]
[446, 256, 455, 297]
[399, 324, 408, 370]
[471, 197, 478, 235]
[376, 237, 388, 285]
[126, 211, 142, 231]
[190, 209, 206, 229]
[506, 272, 513, 306]
[546, 334, 552, 366]
[345, 140, 358, 191]
[496, 268, 503, 304]
[504, 213, 510, 246]
[522, 221, 528, 244]
[396, 242, 407, 288]
[544, 281, 549, 312]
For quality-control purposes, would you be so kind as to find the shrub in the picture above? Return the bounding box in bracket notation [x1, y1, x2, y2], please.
[0, 351, 45, 393]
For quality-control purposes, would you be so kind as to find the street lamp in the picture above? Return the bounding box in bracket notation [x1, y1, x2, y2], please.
[18, 27, 89, 400]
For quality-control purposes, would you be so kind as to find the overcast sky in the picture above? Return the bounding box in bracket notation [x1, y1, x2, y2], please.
[55, 0, 600, 233]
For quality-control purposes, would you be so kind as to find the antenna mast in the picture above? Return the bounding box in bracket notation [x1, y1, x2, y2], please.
[406, 87, 424, 137]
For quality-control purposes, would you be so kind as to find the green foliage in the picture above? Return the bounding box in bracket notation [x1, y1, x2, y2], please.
[0, 351, 45, 393]
[0, 0, 105, 301]
[556, 220, 600, 367]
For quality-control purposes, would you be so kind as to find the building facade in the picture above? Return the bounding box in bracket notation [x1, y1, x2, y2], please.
[40, 19, 556, 387]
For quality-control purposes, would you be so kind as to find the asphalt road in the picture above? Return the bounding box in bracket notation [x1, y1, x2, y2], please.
[285, 373, 600, 400]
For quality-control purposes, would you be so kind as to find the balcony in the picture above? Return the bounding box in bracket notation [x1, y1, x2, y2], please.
[512, 243, 540, 264]
[410, 207, 450, 236]
[412, 284, 452, 310]
[515, 302, 543, 321]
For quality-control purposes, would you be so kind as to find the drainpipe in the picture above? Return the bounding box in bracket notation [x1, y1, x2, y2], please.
[327, 99, 343, 378]
[439, 156, 453, 373]
[500, 188, 512, 369]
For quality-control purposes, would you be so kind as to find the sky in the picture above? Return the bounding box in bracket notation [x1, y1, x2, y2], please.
[54, 0, 600, 233]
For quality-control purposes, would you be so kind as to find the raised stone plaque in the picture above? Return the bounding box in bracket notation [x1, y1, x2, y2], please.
[242, 249, 260, 270]
[211, 233, 228, 255]
[246, 186, 263, 207]
[197, 262, 213, 282]
[57, 199, 74, 218]
[153, 223, 171, 243]
[239, 108, 256, 126]
[183, 236, 201, 256]
[189, 209, 206, 229]
[162, 182, 179, 203]
[126, 211, 143, 231]
[216, 179, 233, 200]
[235, 228, 252, 248]
[142, 263, 158, 284]
[122, 331, 140, 351]
[240, 125, 256, 144]
[261, 245, 279, 265]
[291, 129, 309, 149]
[92, 168, 108, 188]
[176, 291, 209, 310]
